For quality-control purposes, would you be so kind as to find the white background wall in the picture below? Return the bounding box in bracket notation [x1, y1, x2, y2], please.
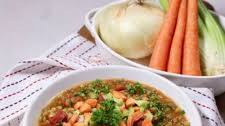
[0, 0, 113, 74]
[0, 0, 224, 74]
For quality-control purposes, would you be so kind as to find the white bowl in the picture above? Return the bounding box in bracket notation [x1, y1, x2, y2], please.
[22, 66, 202, 126]
[84, 0, 225, 95]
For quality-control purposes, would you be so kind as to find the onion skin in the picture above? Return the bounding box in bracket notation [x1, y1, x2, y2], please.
[96, 1, 165, 59]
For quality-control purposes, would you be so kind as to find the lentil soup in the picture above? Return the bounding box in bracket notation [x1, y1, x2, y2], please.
[38, 79, 189, 126]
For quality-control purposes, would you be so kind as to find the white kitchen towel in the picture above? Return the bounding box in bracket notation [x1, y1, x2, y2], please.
[0, 33, 224, 126]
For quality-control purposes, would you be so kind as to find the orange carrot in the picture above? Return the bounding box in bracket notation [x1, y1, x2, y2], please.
[73, 122, 85, 126]
[74, 101, 84, 110]
[125, 98, 136, 107]
[69, 114, 78, 124]
[79, 103, 91, 113]
[149, 0, 182, 71]
[127, 111, 144, 126]
[63, 123, 71, 126]
[182, 0, 201, 75]
[167, 0, 187, 74]
[132, 111, 144, 122]
[112, 91, 126, 100]
[127, 115, 133, 126]
[120, 121, 127, 126]
[85, 99, 97, 108]
[120, 104, 126, 111]
[133, 106, 141, 112]
[142, 119, 153, 126]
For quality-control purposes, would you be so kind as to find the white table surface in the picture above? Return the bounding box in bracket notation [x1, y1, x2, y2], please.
[0, 0, 224, 75]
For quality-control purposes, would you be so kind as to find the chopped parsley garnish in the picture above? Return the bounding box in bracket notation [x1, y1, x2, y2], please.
[135, 100, 150, 112]
[90, 79, 110, 94]
[126, 82, 145, 95]
[91, 100, 122, 126]
[147, 91, 172, 125]
[180, 110, 185, 115]
[75, 87, 88, 97]
[74, 79, 109, 98]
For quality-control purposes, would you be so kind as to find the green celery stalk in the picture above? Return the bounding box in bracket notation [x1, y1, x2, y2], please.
[159, 0, 169, 12]
[198, 0, 225, 75]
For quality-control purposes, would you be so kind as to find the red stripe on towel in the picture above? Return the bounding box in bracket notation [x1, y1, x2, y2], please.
[0, 105, 28, 121]
[193, 100, 222, 125]
[185, 87, 215, 103]
[0, 88, 42, 112]
[47, 35, 80, 57]
[0, 69, 59, 101]
[4, 63, 43, 78]
[0, 66, 55, 91]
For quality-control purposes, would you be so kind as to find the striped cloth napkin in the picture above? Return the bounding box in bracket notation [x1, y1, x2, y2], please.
[0, 33, 224, 126]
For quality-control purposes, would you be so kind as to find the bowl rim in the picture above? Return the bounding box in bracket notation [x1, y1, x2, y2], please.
[87, 0, 225, 79]
[22, 65, 202, 126]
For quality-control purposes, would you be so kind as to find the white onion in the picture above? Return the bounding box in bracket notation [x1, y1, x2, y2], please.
[96, 0, 165, 59]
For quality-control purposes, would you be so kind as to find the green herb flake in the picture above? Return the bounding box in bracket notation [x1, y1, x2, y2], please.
[75, 79, 110, 98]
[180, 110, 185, 115]
[126, 82, 145, 95]
[91, 100, 122, 126]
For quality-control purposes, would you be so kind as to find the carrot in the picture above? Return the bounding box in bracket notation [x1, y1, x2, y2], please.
[73, 122, 85, 126]
[167, 0, 187, 73]
[120, 121, 127, 126]
[142, 119, 153, 126]
[84, 112, 91, 118]
[112, 91, 126, 100]
[133, 106, 141, 112]
[74, 101, 84, 110]
[149, 0, 182, 71]
[182, 0, 201, 75]
[85, 99, 97, 108]
[96, 104, 101, 109]
[125, 98, 136, 107]
[84, 113, 92, 125]
[79, 103, 91, 113]
[127, 111, 144, 126]
[69, 114, 78, 124]
[127, 115, 133, 126]
[120, 104, 126, 111]
[132, 111, 144, 122]
[63, 123, 71, 126]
